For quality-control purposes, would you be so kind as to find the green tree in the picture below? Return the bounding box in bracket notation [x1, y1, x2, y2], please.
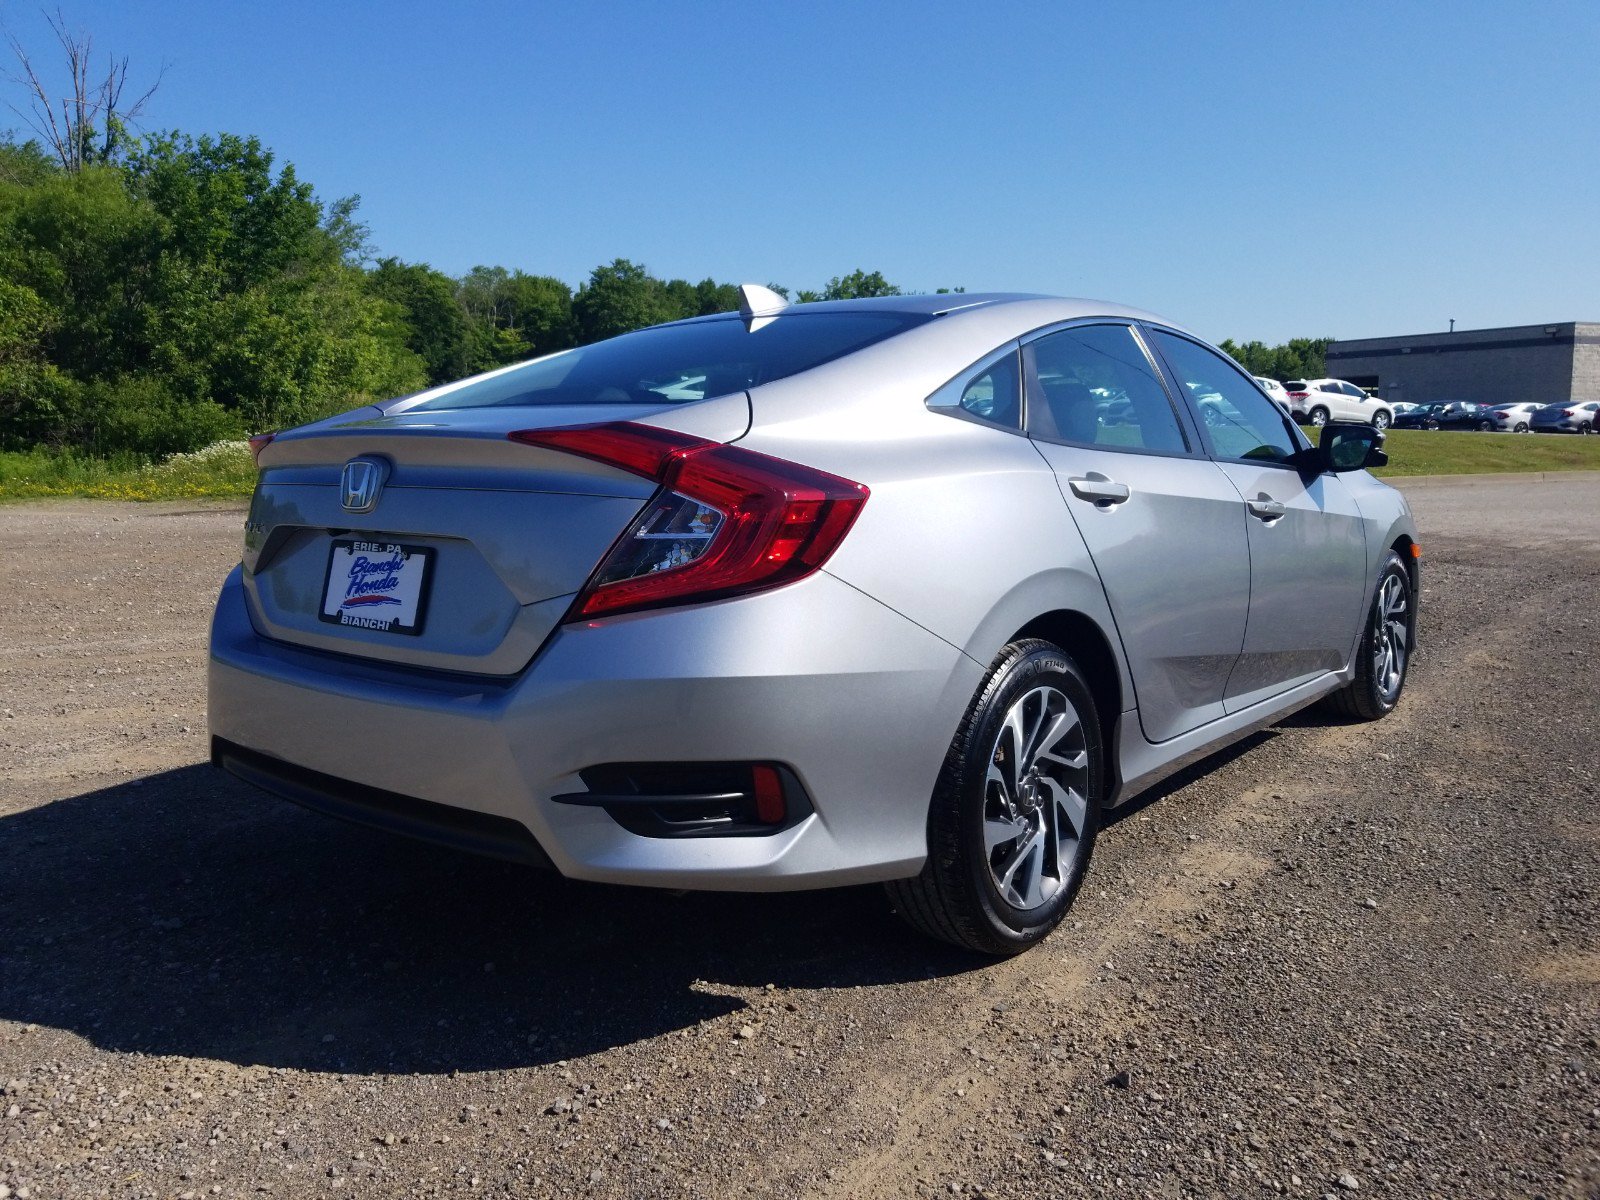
[0, 131, 423, 451]
[1218, 337, 1331, 381]
[457, 265, 573, 370]
[369, 258, 471, 385]
[0, 274, 74, 448]
[571, 258, 675, 344]
[822, 269, 901, 300]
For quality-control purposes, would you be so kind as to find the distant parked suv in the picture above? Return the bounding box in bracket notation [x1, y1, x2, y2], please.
[1284, 379, 1394, 430]
[1530, 400, 1599, 434]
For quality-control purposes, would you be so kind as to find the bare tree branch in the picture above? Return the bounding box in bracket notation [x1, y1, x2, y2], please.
[2, 6, 162, 171]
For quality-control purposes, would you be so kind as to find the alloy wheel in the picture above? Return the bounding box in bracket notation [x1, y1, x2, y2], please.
[1310, 408, 1329, 427]
[1372, 572, 1410, 704]
[1373, 412, 1390, 430]
[983, 685, 1090, 911]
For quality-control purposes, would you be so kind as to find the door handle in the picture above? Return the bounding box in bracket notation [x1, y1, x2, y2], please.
[1246, 496, 1287, 520]
[1067, 474, 1131, 505]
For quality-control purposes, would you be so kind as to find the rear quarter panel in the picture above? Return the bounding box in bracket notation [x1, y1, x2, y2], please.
[736, 311, 1135, 705]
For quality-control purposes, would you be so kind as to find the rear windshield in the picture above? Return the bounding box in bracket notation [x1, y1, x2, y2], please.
[1284, 381, 1307, 391]
[407, 313, 930, 410]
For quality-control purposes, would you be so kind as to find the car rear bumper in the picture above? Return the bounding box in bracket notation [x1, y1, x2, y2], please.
[208, 565, 982, 891]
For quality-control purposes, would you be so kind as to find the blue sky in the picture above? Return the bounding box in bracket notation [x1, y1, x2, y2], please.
[4, 0, 1597, 343]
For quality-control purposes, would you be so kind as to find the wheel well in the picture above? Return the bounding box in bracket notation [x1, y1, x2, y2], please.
[1011, 610, 1124, 779]
[1390, 534, 1418, 592]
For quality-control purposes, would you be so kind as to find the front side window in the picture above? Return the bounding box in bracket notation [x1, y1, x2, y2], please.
[1023, 324, 1188, 454]
[1147, 329, 1302, 463]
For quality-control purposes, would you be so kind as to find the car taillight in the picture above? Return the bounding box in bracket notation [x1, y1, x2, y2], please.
[1287, 391, 1309, 399]
[1562, 409, 1575, 417]
[247, 432, 276, 466]
[508, 422, 869, 619]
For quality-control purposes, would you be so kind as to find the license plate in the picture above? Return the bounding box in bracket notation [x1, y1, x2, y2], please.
[320, 538, 433, 636]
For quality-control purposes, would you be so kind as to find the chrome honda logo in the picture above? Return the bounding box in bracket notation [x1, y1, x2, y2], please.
[340, 457, 389, 513]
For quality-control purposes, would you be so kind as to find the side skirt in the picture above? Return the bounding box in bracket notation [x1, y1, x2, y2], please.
[1107, 668, 1351, 808]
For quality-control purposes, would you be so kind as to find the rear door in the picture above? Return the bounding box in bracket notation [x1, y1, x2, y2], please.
[1144, 329, 1369, 709]
[1022, 321, 1250, 743]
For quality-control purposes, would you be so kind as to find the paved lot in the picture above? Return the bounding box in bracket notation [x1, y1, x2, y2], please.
[1, 478, 1597, 1199]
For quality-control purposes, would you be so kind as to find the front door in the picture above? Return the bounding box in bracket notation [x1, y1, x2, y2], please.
[1143, 328, 1369, 709]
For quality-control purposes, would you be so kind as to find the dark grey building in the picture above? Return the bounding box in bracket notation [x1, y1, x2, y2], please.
[1325, 322, 1600, 408]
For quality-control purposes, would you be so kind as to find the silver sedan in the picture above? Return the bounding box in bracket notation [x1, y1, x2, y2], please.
[210, 291, 1419, 955]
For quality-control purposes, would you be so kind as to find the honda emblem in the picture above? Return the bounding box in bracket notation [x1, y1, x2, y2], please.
[340, 457, 389, 513]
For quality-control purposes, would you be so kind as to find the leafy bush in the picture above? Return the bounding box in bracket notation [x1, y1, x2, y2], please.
[80, 376, 243, 458]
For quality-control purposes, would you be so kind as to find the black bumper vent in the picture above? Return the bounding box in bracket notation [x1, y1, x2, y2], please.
[213, 737, 554, 869]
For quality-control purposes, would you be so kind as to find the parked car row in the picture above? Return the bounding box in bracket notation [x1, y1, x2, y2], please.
[1248, 374, 1598, 434]
[1391, 399, 1598, 433]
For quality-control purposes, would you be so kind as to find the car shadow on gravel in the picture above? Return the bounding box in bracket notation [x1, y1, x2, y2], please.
[0, 765, 982, 1075]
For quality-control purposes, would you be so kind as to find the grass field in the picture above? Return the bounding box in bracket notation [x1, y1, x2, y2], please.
[1369, 428, 1600, 477]
[0, 441, 256, 501]
[1, 429, 1596, 502]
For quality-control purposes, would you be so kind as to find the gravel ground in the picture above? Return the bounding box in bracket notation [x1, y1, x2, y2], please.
[1, 479, 1596, 1200]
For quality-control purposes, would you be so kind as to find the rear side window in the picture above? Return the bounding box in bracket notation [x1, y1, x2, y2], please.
[1024, 324, 1188, 454]
[407, 313, 930, 410]
[1147, 329, 1301, 463]
[927, 346, 1023, 429]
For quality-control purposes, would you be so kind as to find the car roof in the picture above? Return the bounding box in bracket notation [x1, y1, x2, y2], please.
[660, 292, 1182, 328]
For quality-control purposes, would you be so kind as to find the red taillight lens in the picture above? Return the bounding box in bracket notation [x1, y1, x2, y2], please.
[1287, 391, 1309, 399]
[247, 432, 276, 467]
[508, 422, 869, 619]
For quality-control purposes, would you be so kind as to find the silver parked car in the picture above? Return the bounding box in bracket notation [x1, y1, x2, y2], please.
[1489, 402, 1545, 433]
[210, 291, 1419, 955]
[1530, 400, 1599, 433]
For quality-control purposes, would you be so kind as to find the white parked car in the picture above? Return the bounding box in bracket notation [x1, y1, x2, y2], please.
[1284, 379, 1395, 430]
[1254, 376, 1291, 414]
[1489, 402, 1544, 433]
[1254, 377, 1292, 406]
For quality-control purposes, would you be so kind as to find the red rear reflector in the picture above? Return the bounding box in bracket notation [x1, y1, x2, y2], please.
[752, 765, 785, 824]
[509, 422, 869, 619]
[247, 432, 276, 467]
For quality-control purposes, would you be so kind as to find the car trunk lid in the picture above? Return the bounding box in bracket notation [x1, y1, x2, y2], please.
[241, 394, 748, 675]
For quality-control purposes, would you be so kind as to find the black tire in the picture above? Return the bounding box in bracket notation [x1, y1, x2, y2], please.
[1425, 419, 1440, 430]
[1323, 550, 1414, 722]
[1372, 411, 1391, 431]
[1515, 422, 1529, 433]
[1309, 406, 1330, 428]
[1476, 419, 1493, 431]
[887, 640, 1104, 956]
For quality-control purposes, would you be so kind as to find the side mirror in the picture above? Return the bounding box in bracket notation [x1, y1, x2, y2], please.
[1289, 422, 1388, 474]
[1321, 422, 1387, 472]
